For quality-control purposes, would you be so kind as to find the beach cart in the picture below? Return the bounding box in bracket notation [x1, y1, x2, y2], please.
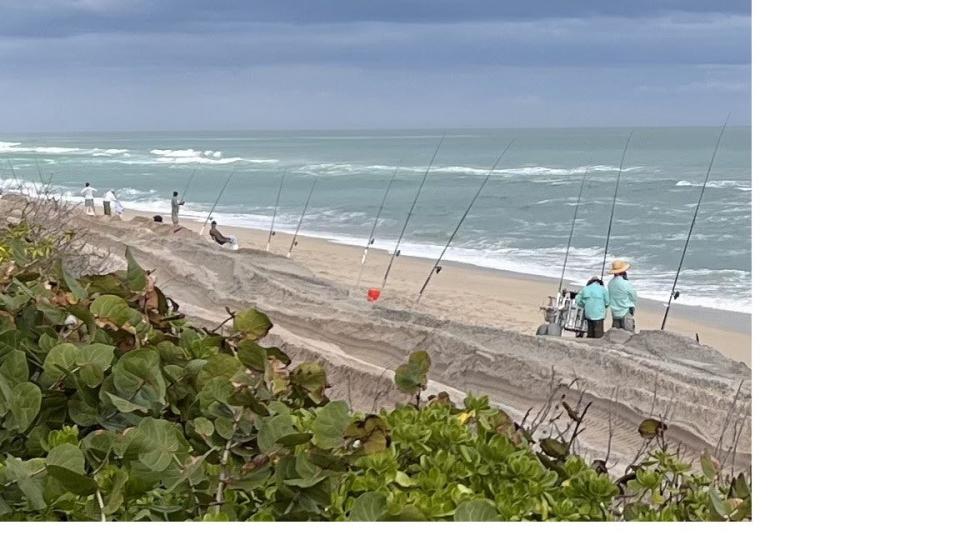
[536, 288, 588, 338]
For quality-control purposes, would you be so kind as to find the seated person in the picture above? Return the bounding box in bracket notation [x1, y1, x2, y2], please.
[209, 221, 230, 245]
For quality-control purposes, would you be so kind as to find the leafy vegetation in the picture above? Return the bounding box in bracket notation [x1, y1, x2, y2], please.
[0, 214, 750, 521]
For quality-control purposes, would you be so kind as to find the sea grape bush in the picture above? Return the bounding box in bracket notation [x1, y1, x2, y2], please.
[0, 220, 750, 521]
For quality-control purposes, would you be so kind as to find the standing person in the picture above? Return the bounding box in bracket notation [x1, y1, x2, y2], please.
[608, 260, 637, 330]
[103, 189, 117, 216]
[80, 182, 97, 215]
[575, 276, 609, 338]
[171, 191, 185, 227]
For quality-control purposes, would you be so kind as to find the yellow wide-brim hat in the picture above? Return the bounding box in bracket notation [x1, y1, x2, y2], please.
[609, 260, 630, 274]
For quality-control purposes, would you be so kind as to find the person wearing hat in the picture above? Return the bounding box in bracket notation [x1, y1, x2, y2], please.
[575, 276, 609, 338]
[608, 260, 637, 330]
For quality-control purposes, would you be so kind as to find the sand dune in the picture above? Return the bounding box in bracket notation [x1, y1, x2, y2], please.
[54, 209, 751, 472]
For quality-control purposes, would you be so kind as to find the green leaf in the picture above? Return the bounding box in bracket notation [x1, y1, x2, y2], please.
[90, 294, 131, 326]
[700, 451, 719, 481]
[539, 438, 568, 459]
[638, 418, 667, 440]
[3, 456, 46, 510]
[0, 349, 28, 383]
[125, 247, 148, 291]
[197, 354, 243, 388]
[106, 392, 149, 413]
[349, 491, 387, 521]
[42, 342, 80, 383]
[454, 499, 501, 521]
[257, 414, 296, 453]
[394, 470, 417, 487]
[394, 351, 431, 395]
[112, 348, 166, 407]
[157, 340, 189, 366]
[275, 432, 312, 448]
[76, 343, 115, 387]
[233, 308, 273, 340]
[290, 362, 328, 403]
[47, 443, 85, 472]
[236, 339, 267, 371]
[4, 382, 41, 432]
[311, 400, 352, 449]
[133, 418, 183, 471]
[57, 260, 88, 301]
[47, 465, 98, 496]
[193, 417, 215, 437]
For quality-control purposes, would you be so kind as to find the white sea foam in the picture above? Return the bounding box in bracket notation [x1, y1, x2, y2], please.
[675, 179, 751, 191]
[1, 141, 130, 157]
[148, 148, 277, 165]
[297, 163, 646, 178]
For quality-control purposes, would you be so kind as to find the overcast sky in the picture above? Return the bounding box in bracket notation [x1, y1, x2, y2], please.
[0, 0, 751, 132]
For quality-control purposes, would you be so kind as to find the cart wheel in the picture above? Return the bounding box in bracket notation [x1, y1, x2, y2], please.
[535, 324, 551, 336]
[545, 323, 562, 336]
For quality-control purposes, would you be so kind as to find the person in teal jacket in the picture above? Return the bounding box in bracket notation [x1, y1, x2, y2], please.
[608, 260, 637, 330]
[576, 276, 609, 338]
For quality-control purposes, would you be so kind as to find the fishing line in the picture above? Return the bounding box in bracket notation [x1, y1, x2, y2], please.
[355, 163, 401, 288]
[660, 114, 730, 330]
[287, 175, 319, 258]
[180, 168, 199, 201]
[558, 168, 590, 295]
[379, 134, 446, 292]
[416, 138, 515, 303]
[600, 131, 635, 276]
[266, 168, 287, 252]
[200, 165, 238, 236]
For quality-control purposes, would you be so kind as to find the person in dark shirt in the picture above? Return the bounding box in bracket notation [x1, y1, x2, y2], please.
[209, 221, 230, 245]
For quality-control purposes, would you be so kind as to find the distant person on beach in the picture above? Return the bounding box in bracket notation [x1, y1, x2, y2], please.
[576, 276, 609, 338]
[80, 182, 97, 215]
[209, 220, 239, 250]
[103, 189, 116, 216]
[171, 191, 185, 226]
[608, 260, 637, 330]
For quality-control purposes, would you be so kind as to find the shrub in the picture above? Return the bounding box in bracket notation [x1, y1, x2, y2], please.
[0, 218, 750, 521]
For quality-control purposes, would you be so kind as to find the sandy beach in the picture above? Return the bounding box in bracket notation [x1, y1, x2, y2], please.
[2, 196, 751, 471]
[125, 209, 752, 366]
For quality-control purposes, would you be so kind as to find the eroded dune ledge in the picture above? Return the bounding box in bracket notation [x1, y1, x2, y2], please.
[63, 212, 752, 472]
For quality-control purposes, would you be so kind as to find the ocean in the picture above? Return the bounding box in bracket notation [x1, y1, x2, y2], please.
[0, 128, 751, 313]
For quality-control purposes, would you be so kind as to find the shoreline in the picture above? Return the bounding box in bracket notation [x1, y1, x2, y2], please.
[123, 208, 752, 365]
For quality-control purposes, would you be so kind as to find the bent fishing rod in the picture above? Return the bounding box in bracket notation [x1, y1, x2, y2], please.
[379, 134, 446, 292]
[660, 114, 730, 330]
[287, 175, 319, 258]
[355, 164, 401, 288]
[600, 131, 635, 276]
[200, 165, 238, 236]
[416, 138, 515, 303]
[265, 169, 287, 253]
[558, 168, 590, 295]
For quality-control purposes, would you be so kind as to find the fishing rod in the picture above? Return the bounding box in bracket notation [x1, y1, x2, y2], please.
[265, 169, 287, 253]
[416, 138, 515, 303]
[7, 159, 23, 193]
[660, 114, 730, 331]
[379, 134, 446, 293]
[286, 175, 319, 258]
[200, 165, 238, 236]
[180, 168, 199, 202]
[558, 168, 590, 295]
[600, 131, 635, 276]
[355, 164, 401, 288]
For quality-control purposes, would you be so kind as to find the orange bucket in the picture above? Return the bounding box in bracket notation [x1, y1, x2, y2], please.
[367, 288, 381, 302]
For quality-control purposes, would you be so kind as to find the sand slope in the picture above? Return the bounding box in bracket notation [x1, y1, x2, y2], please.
[53, 210, 752, 472]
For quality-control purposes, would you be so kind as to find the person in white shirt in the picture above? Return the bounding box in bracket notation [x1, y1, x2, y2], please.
[80, 183, 97, 215]
[103, 190, 118, 216]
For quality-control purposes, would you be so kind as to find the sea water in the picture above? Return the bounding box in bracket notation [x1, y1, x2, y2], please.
[0, 128, 751, 312]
